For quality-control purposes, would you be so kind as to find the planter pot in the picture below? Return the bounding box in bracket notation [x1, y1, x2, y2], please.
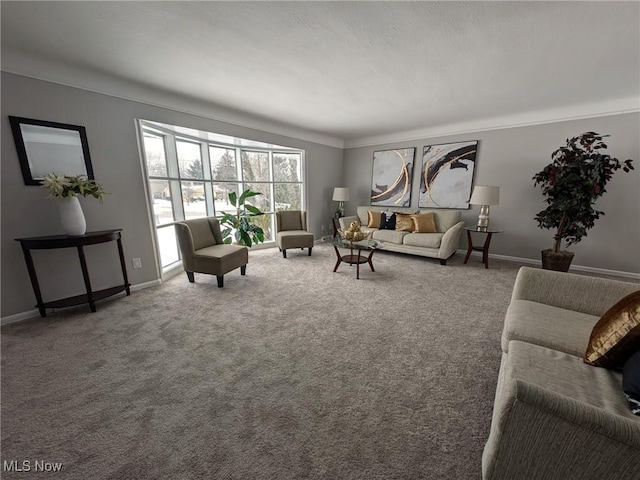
[59, 196, 86, 236]
[541, 249, 574, 272]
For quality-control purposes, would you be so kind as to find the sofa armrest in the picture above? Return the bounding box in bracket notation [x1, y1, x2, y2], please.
[511, 267, 639, 316]
[338, 215, 359, 230]
[438, 221, 463, 259]
[483, 379, 640, 480]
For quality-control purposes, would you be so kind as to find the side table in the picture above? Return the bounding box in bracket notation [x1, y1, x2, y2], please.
[16, 229, 131, 317]
[463, 227, 503, 269]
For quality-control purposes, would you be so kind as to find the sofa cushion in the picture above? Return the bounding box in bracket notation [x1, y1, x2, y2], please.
[402, 232, 443, 249]
[417, 209, 461, 232]
[584, 290, 640, 368]
[367, 210, 381, 228]
[624, 351, 640, 416]
[356, 206, 416, 226]
[395, 213, 414, 232]
[380, 211, 396, 230]
[502, 300, 599, 357]
[411, 213, 437, 233]
[371, 229, 409, 244]
[506, 340, 636, 420]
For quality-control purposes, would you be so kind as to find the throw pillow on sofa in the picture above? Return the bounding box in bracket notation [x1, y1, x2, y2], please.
[367, 210, 381, 228]
[395, 213, 414, 232]
[584, 290, 640, 368]
[411, 213, 437, 233]
[623, 350, 640, 416]
[380, 211, 396, 230]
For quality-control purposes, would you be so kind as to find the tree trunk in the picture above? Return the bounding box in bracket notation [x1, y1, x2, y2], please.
[553, 213, 568, 253]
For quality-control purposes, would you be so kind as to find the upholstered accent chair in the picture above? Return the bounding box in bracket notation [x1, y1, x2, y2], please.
[175, 217, 248, 287]
[275, 210, 314, 258]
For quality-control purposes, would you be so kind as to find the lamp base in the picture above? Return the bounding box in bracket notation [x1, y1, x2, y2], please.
[476, 205, 490, 231]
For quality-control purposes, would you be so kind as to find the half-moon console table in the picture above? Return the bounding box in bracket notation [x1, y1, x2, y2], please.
[16, 229, 131, 317]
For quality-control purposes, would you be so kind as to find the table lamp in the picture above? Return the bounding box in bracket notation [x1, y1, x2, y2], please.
[469, 185, 499, 231]
[332, 187, 350, 218]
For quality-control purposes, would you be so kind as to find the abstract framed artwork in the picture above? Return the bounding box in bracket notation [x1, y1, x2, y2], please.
[370, 147, 415, 207]
[419, 141, 478, 209]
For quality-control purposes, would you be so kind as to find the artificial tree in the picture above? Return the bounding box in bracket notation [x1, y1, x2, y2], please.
[220, 189, 265, 247]
[532, 131, 634, 271]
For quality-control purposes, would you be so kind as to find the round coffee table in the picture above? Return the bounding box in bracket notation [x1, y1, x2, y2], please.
[331, 238, 382, 279]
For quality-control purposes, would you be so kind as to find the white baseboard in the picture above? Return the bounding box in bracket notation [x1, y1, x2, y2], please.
[0, 309, 41, 326]
[131, 279, 162, 291]
[460, 249, 640, 280]
[1, 279, 162, 326]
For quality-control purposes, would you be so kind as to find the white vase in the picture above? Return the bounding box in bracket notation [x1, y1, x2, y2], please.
[59, 196, 86, 236]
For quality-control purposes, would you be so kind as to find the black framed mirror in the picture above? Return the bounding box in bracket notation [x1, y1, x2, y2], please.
[9, 116, 94, 185]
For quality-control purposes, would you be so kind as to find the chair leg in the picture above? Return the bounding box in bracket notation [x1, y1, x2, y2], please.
[217, 275, 224, 288]
[440, 259, 447, 266]
[186, 271, 195, 283]
[308, 247, 313, 256]
[241, 265, 246, 275]
[282, 250, 287, 258]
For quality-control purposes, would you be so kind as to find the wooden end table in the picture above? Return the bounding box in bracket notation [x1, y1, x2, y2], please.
[463, 227, 503, 269]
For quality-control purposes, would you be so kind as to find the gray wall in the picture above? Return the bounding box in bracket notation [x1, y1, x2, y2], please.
[344, 113, 640, 274]
[1, 72, 343, 318]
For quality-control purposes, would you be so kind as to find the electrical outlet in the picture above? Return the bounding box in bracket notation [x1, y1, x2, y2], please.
[132, 258, 142, 269]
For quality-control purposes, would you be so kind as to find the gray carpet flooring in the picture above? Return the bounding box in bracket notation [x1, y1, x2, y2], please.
[1, 244, 524, 479]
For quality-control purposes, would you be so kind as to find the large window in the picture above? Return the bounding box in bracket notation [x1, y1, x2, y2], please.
[139, 121, 305, 271]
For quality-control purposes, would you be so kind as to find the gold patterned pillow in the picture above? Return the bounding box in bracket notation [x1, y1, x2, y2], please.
[395, 213, 414, 232]
[411, 213, 437, 233]
[367, 210, 381, 228]
[584, 291, 640, 368]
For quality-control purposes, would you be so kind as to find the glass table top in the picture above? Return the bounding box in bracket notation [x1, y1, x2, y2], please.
[331, 237, 382, 250]
[464, 226, 504, 233]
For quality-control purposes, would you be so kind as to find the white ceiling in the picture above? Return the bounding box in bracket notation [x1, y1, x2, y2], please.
[2, 1, 639, 147]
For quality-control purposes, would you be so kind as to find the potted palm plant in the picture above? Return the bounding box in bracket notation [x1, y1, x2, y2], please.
[532, 131, 634, 271]
[220, 189, 266, 247]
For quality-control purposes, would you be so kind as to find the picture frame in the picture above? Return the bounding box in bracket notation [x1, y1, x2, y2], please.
[370, 147, 415, 207]
[9, 116, 94, 186]
[419, 141, 478, 209]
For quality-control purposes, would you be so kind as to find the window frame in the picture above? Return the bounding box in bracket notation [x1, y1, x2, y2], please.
[137, 120, 306, 275]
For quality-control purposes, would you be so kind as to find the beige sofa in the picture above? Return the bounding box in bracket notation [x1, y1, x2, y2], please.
[483, 267, 640, 480]
[338, 206, 463, 265]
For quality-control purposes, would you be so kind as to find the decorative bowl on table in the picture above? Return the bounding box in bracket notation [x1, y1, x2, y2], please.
[338, 221, 370, 243]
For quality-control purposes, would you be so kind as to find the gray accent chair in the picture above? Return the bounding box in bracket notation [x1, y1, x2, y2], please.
[175, 217, 248, 287]
[275, 210, 314, 258]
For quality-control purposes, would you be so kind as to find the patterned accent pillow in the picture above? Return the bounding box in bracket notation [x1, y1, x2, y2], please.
[367, 210, 381, 229]
[395, 213, 414, 232]
[380, 211, 396, 230]
[411, 213, 437, 233]
[584, 291, 640, 368]
[623, 350, 640, 416]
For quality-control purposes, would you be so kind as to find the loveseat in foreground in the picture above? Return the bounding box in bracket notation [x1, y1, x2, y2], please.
[483, 267, 640, 480]
[339, 206, 463, 264]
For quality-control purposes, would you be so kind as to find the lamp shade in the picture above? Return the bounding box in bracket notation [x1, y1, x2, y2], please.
[469, 186, 499, 206]
[332, 187, 350, 202]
